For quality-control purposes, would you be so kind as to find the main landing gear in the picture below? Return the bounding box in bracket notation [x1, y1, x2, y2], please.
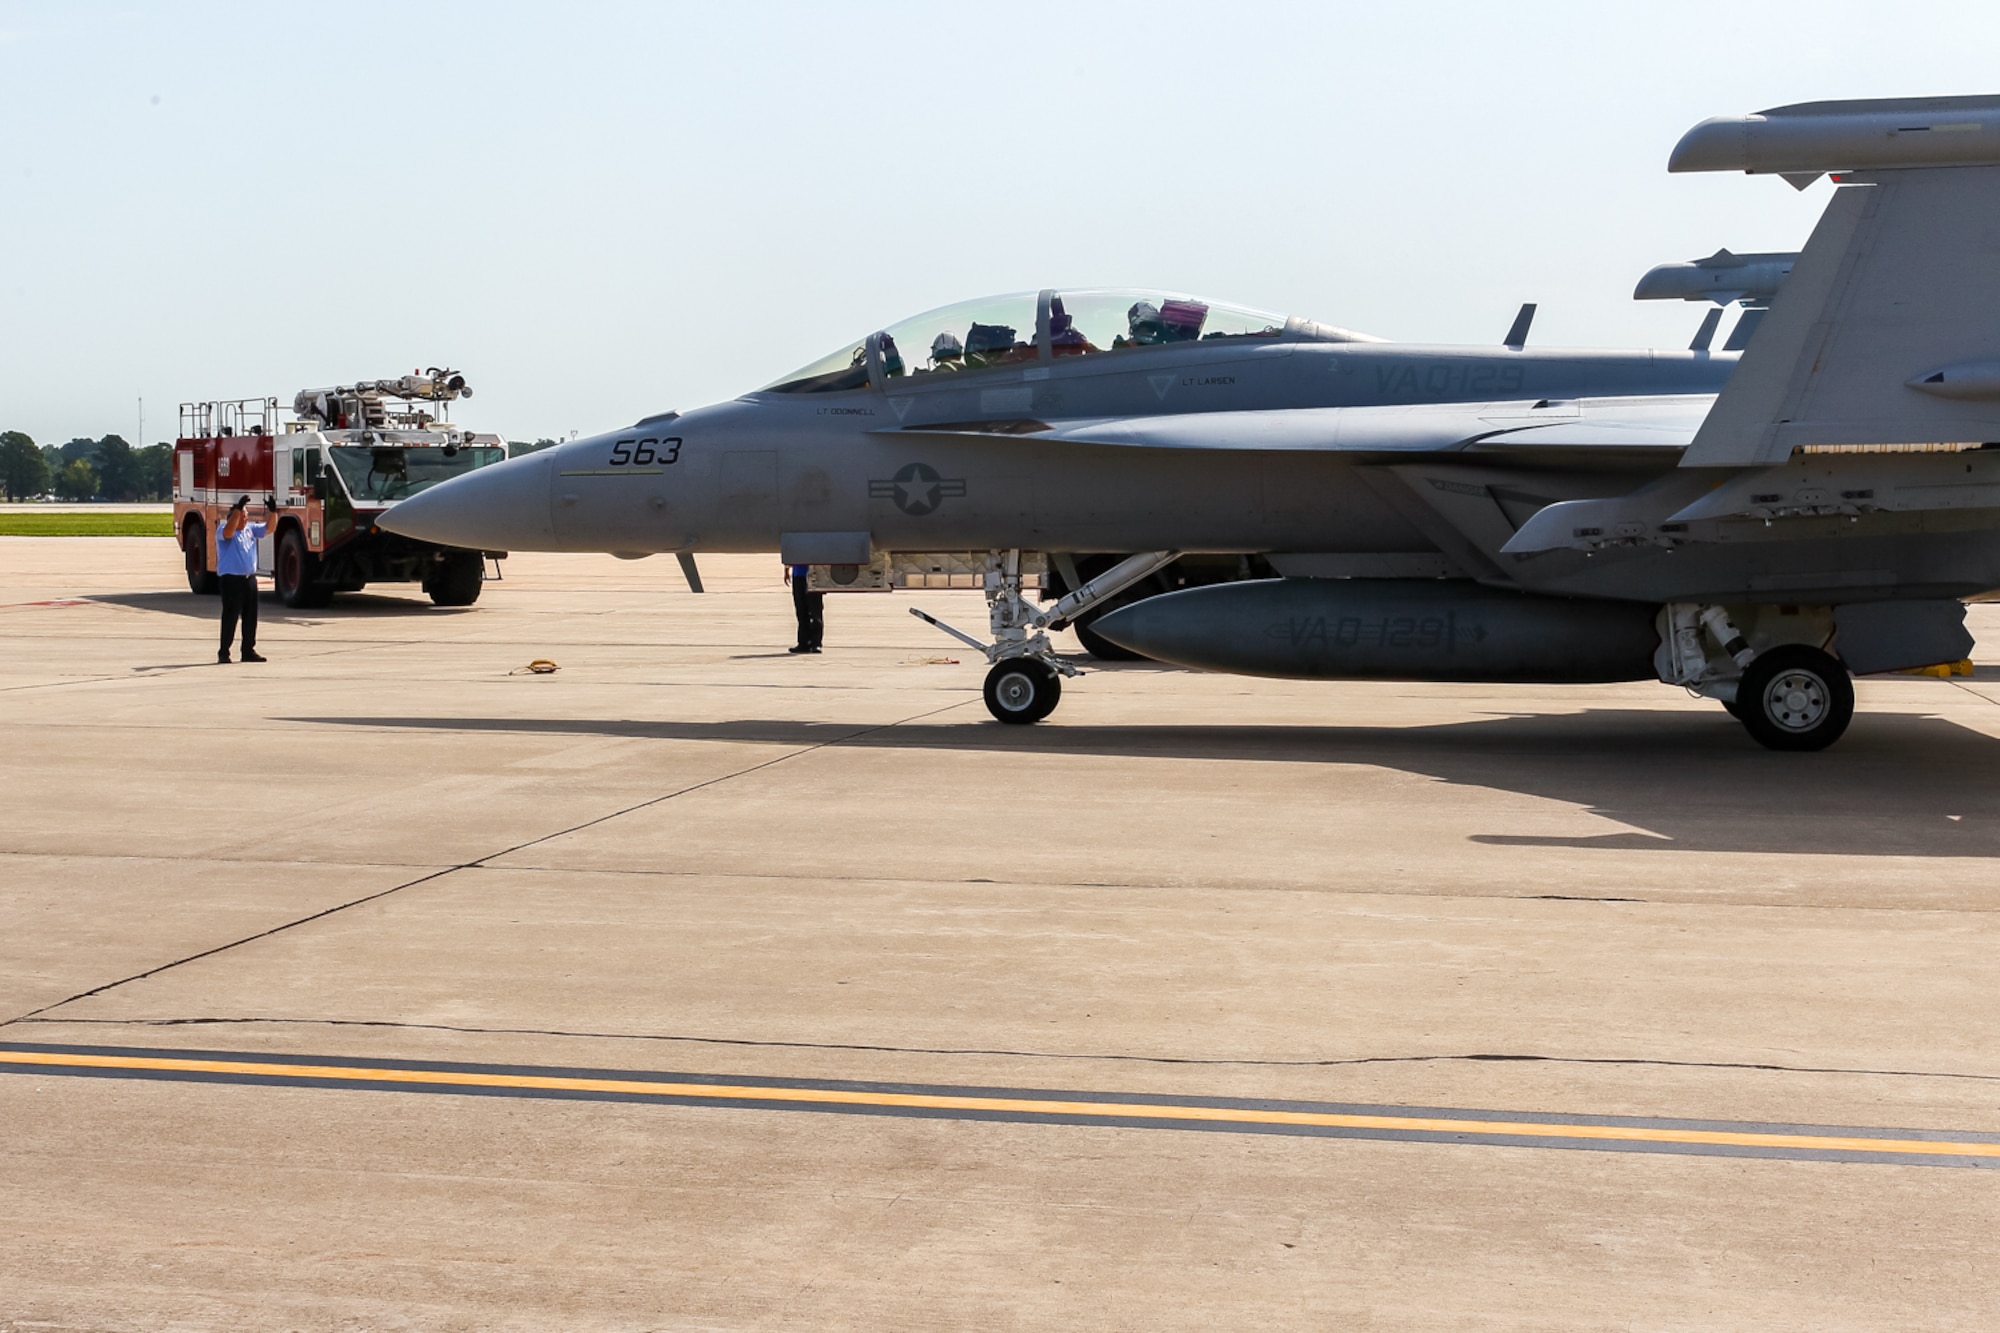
[911, 549, 1177, 725]
[1662, 604, 1856, 751]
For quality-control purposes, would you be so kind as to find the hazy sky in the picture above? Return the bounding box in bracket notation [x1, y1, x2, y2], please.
[4, 1, 1999, 447]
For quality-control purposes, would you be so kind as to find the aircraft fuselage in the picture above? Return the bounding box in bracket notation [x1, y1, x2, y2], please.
[458, 340, 1732, 559]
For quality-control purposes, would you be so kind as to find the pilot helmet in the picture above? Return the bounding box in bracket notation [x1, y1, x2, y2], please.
[1127, 301, 1165, 342]
[931, 331, 964, 361]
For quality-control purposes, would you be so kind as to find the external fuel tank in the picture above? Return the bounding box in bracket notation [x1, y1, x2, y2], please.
[1090, 579, 1661, 682]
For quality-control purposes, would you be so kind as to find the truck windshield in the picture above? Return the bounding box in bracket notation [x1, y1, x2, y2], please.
[327, 444, 506, 503]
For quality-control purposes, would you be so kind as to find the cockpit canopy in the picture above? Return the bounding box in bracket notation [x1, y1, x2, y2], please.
[760, 289, 1375, 394]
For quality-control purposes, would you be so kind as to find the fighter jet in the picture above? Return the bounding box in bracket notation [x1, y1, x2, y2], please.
[384, 94, 2000, 751]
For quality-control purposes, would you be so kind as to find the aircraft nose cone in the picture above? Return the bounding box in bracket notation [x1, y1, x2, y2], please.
[379, 453, 554, 550]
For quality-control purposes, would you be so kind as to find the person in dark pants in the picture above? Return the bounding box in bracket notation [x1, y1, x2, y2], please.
[216, 495, 268, 664]
[786, 563, 823, 654]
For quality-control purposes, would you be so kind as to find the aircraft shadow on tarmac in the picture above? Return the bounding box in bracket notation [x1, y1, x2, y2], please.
[90, 591, 471, 622]
[289, 707, 2000, 859]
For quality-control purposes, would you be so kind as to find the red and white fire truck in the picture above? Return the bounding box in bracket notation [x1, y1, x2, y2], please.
[174, 369, 508, 607]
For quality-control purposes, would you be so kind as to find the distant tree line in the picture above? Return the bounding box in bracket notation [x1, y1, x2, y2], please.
[0, 432, 174, 503]
[2, 430, 563, 500]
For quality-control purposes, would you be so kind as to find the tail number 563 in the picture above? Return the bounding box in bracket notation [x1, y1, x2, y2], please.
[609, 436, 682, 466]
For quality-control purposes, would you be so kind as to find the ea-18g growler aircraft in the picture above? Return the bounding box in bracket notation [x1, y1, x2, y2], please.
[385, 94, 2000, 750]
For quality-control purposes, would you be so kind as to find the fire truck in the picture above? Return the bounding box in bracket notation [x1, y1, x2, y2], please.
[174, 369, 508, 607]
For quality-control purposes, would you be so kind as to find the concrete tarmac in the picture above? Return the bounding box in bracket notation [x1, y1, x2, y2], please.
[3, 537, 1998, 1330]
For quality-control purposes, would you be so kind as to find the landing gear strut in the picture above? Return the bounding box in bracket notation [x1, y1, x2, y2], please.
[911, 549, 1178, 724]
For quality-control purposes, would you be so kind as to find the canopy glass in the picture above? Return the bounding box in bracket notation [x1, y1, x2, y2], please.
[760, 289, 1295, 394]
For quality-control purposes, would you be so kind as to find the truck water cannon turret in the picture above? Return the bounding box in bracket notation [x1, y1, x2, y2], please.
[294, 368, 473, 430]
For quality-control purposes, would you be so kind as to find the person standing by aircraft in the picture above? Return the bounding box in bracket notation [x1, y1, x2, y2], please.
[786, 562, 823, 654]
[215, 495, 268, 664]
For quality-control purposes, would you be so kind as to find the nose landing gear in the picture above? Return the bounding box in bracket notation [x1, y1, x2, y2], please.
[911, 548, 1178, 724]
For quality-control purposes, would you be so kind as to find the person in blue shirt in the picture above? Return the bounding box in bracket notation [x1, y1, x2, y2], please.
[215, 495, 268, 664]
[785, 562, 823, 654]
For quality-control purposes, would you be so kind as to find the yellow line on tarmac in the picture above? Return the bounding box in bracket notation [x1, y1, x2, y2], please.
[4, 1048, 1998, 1160]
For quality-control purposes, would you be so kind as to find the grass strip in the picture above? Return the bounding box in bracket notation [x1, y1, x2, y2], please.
[0, 512, 175, 537]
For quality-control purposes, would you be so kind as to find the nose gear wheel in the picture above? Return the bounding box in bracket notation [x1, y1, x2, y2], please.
[984, 658, 1062, 724]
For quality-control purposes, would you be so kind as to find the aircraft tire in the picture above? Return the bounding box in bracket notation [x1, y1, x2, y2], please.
[984, 658, 1061, 724]
[183, 519, 218, 595]
[425, 552, 484, 607]
[1735, 646, 1854, 751]
[276, 526, 334, 609]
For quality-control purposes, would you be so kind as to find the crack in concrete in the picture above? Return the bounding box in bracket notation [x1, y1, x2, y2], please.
[15, 1013, 1999, 1084]
[2, 697, 975, 1027]
[1946, 677, 2000, 708]
[14, 850, 2000, 917]
[1, 866, 463, 1024]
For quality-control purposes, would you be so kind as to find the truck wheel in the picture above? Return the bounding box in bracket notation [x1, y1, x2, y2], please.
[1735, 646, 1854, 751]
[984, 658, 1061, 724]
[183, 520, 218, 595]
[276, 527, 333, 608]
[426, 552, 483, 607]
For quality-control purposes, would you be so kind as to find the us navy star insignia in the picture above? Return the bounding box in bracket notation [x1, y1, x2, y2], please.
[869, 462, 967, 516]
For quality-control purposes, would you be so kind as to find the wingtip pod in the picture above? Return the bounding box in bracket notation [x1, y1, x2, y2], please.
[1632, 250, 1797, 304]
[1668, 115, 1751, 175]
[1669, 95, 2000, 178]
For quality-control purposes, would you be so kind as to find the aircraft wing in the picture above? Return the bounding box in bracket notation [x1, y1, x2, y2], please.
[883, 395, 1709, 454]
